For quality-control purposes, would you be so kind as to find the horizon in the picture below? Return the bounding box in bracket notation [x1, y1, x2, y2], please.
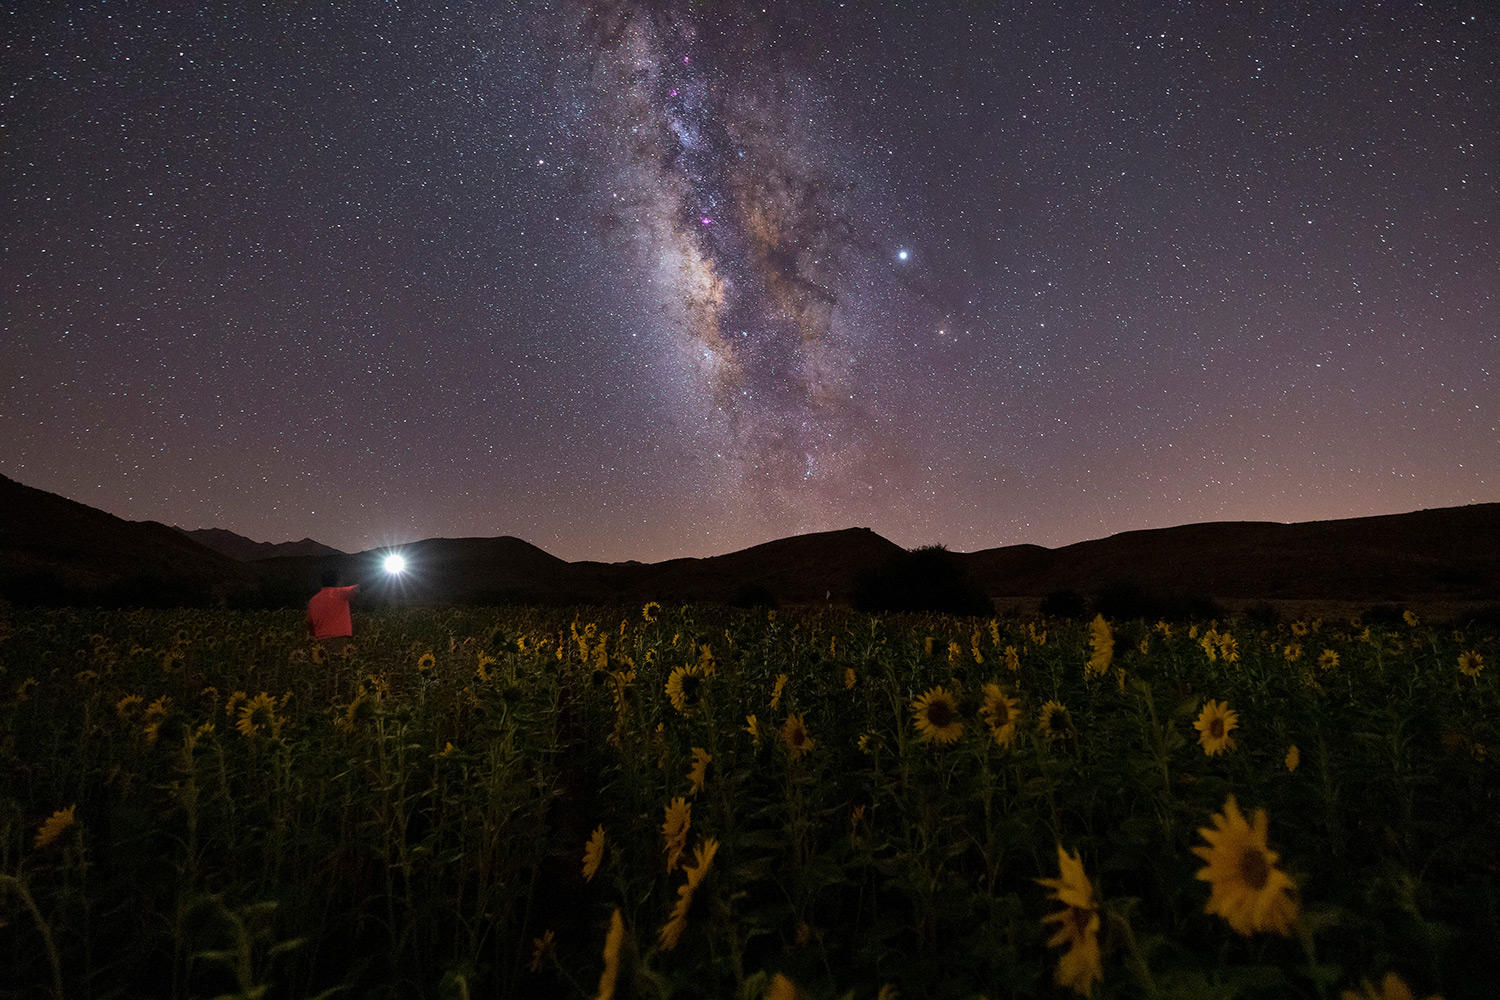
[149, 485, 1491, 563]
[6, 3, 1494, 564]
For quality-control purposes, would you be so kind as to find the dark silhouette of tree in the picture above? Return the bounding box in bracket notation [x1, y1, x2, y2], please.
[852, 544, 992, 616]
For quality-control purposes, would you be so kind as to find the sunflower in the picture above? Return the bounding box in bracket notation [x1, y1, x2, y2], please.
[1291, 620, 1310, 637]
[1285, 744, 1300, 772]
[662, 797, 692, 872]
[1458, 650, 1484, 678]
[1192, 795, 1298, 936]
[980, 683, 1020, 748]
[683, 836, 719, 891]
[1004, 645, 1020, 672]
[844, 666, 857, 690]
[767, 973, 804, 1000]
[659, 837, 719, 952]
[665, 663, 705, 716]
[1036, 845, 1103, 997]
[686, 747, 710, 796]
[744, 713, 761, 747]
[15, 677, 38, 702]
[582, 825, 606, 882]
[1283, 642, 1303, 663]
[236, 691, 285, 740]
[696, 642, 718, 676]
[1038, 699, 1074, 741]
[596, 908, 625, 1000]
[781, 713, 814, 758]
[1193, 700, 1239, 756]
[35, 805, 77, 850]
[1218, 633, 1240, 663]
[1086, 615, 1113, 676]
[1342, 971, 1441, 1000]
[415, 651, 435, 672]
[115, 693, 144, 719]
[1403, 609, 1420, 628]
[610, 668, 636, 716]
[1318, 649, 1340, 672]
[642, 601, 660, 622]
[911, 686, 964, 744]
[770, 672, 788, 710]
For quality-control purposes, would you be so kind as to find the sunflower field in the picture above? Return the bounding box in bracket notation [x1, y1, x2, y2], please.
[0, 601, 1495, 1000]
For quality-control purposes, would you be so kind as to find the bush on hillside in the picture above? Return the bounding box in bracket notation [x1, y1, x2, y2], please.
[852, 544, 992, 616]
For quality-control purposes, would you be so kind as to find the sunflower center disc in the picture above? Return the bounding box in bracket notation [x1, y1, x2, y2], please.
[1237, 846, 1271, 890]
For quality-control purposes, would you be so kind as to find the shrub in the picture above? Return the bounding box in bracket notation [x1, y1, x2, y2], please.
[852, 544, 992, 616]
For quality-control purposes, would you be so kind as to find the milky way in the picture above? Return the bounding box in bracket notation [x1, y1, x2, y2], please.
[564, 2, 897, 528]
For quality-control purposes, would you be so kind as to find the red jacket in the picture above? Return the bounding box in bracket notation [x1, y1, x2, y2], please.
[307, 585, 359, 639]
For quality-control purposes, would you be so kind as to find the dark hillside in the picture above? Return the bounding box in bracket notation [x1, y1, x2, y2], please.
[0, 474, 249, 604]
[2, 472, 1496, 613]
[963, 504, 1500, 607]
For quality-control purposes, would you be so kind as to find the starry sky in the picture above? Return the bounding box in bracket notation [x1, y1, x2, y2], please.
[4, 1, 1496, 563]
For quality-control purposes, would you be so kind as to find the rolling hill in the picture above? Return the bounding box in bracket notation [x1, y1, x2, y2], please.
[0, 474, 252, 605]
[2, 473, 1496, 614]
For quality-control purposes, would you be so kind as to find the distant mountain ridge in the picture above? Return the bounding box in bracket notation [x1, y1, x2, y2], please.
[1, 472, 1496, 613]
[179, 527, 343, 561]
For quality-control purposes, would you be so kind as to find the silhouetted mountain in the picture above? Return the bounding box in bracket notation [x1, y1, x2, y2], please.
[3, 472, 1496, 614]
[961, 505, 1500, 611]
[251, 527, 906, 608]
[0, 474, 252, 605]
[179, 527, 343, 561]
[577, 527, 907, 606]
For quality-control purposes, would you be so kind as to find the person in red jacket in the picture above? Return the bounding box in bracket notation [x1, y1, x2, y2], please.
[307, 569, 360, 657]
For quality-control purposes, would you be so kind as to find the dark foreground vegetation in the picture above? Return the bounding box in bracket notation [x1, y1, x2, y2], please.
[1, 602, 1496, 999]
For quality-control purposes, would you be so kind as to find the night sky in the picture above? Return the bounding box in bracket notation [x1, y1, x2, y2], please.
[4, 2, 1496, 563]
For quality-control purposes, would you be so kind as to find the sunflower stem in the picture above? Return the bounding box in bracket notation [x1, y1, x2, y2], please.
[1106, 904, 1157, 995]
[0, 873, 66, 1000]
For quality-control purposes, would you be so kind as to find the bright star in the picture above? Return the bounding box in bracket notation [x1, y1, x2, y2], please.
[897, 249, 909, 261]
[383, 554, 406, 574]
